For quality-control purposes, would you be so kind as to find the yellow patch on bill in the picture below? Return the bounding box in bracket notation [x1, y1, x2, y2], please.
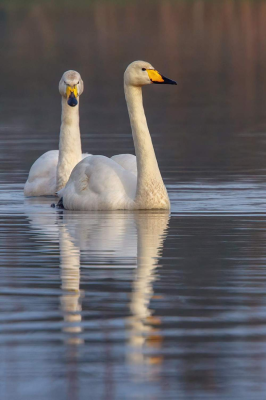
[147, 69, 164, 83]
[66, 85, 78, 99]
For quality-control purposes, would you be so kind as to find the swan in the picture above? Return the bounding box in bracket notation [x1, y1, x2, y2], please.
[24, 70, 90, 197]
[58, 60, 176, 210]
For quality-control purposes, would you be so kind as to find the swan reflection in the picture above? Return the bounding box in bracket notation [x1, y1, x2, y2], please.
[25, 198, 169, 361]
[127, 212, 169, 365]
[59, 223, 83, 344]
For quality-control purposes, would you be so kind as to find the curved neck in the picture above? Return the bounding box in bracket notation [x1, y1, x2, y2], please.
[125, 84, 169, 208]
[56, 98, 82, 192]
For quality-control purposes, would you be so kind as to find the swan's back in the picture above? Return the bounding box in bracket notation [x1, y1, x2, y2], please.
[24, 150, 59, 196]
[59, 155, 137, 211]
[24, 151, 91, 197]
[111, 154, 137, 176]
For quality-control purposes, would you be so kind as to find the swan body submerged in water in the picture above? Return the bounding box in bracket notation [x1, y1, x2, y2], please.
[24, 70, 89, 197]
[58, 61, 176, 211]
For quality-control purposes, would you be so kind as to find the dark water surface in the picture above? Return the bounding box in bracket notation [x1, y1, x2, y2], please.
[1, 1, 266, 399]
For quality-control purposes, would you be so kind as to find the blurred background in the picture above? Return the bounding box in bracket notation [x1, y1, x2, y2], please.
[2, 2, 266, 400]
[1, 0, 266, 183]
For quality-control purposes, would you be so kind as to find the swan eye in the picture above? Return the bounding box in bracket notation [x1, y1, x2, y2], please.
[64, 80, 79, 86]
[142, 68, 146, 71]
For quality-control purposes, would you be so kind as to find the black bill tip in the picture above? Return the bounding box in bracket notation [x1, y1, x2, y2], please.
[153, 75, 177, 85]
[67, 92, 78, 107]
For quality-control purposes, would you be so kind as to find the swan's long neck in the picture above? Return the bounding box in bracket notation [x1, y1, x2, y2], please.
[56, 98, 82, 192]
[125, 85, 169, 209]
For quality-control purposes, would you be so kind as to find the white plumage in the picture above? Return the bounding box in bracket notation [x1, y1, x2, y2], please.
[111, 153, 137, 176]
[59, 61, 176, 210]
[24, 150, 91, 196]
[24, 70, 137, 197]
[24, 70, 89, 197]
[59, 155, 137, 210]
[24, 150, 59, 196]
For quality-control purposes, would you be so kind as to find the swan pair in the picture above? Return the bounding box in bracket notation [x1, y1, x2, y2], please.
[24, 61, 176, 210]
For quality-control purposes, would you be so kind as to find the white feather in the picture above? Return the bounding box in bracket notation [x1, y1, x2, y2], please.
[59, 61, 173, 210]
[24, 70, 137, 197]
[24, 70, 89, 197]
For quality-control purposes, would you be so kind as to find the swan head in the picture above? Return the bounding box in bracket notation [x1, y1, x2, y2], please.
[124, 61, 177, 87]
[59, 70, 84, 107]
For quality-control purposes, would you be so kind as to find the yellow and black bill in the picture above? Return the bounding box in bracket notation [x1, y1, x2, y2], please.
[147, 69, 177, 85]
[66, 84, 78, 107]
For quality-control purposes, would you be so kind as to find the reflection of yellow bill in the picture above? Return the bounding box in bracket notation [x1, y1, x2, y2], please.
[147, 69, 164, 83]
[66, 85, 78, 99]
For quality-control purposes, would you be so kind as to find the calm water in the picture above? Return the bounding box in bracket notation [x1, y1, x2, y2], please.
[1, 1, 266, 399]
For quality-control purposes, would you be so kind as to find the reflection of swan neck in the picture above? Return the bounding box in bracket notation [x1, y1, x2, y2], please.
[56, 98, 82, 191]
[131, 213, 169, 319]
[124, 85, 169, 208]
[128, 212, 169, 364]
[59, 224, 82, 338]
[137, 214, 168, 259]
[60, 224, 80, 290]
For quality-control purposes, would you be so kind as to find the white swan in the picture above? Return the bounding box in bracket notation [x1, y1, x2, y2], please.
[24, 70, 89, 197]
[58, 61, 176, 210]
